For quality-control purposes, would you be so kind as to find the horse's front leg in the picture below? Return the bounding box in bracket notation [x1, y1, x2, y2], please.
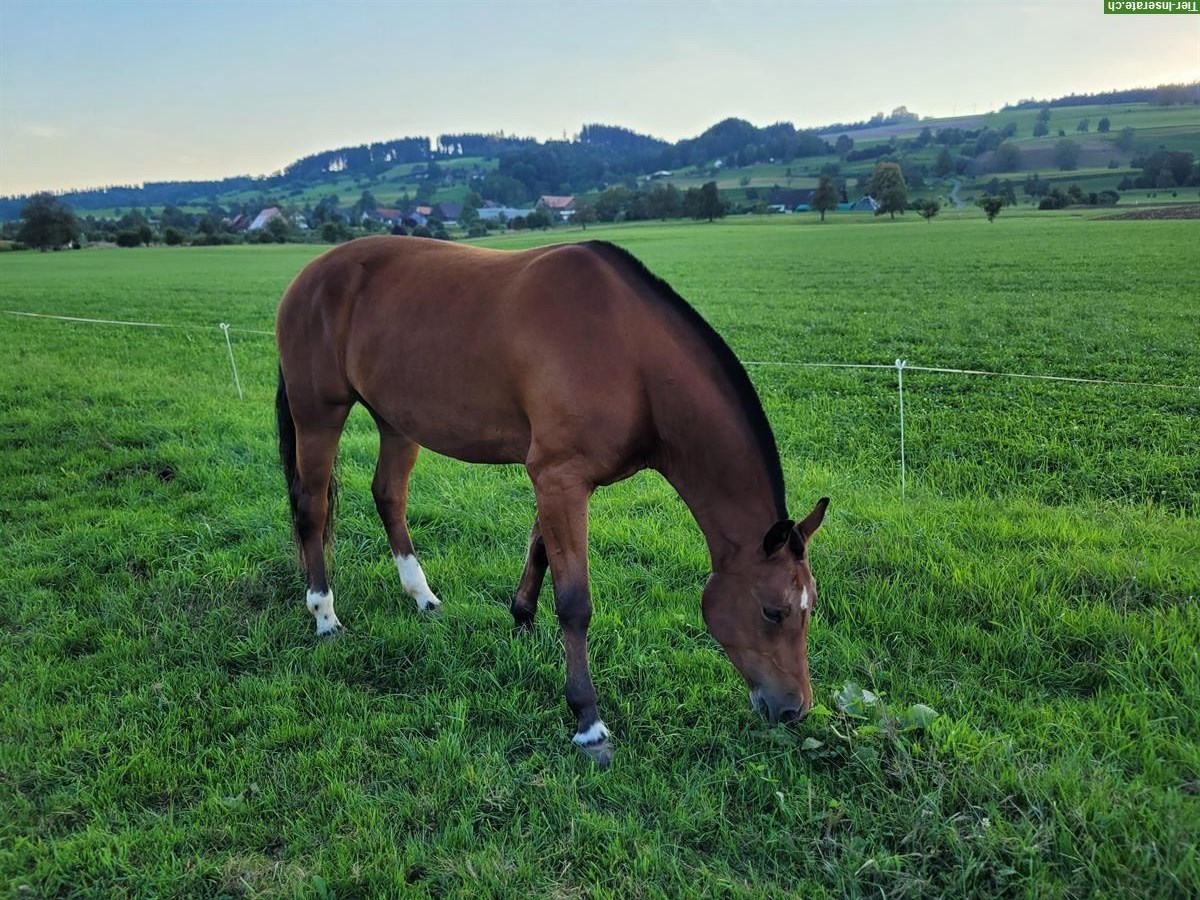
[529, 467, 612, 767]
[510, 517, 546, 631]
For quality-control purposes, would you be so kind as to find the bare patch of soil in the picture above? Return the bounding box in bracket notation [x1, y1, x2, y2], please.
[1099, 204, 1200, 220]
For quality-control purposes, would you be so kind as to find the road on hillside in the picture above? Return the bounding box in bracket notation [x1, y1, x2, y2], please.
[950, 179, 964, 209]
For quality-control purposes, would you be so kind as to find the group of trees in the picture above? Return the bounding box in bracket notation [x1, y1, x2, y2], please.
[569, 181, 727, 225]
[1129, 150, 1197, 188]
[10, 194, 81, 250]
[1006, 82, 1198, 111]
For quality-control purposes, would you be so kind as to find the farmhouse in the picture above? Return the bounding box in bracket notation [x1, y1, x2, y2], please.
[848, 196, 881, 213]
[247, 207, 283, 231]
[369, 207, 406, 227]
[536, 195, 576, 221]
[432, 202, 463, 225]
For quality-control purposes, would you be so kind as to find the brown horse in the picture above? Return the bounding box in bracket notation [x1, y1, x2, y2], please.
[275, 235, 828, 765]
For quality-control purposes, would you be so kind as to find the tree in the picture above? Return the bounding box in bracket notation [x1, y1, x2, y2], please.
[354, 189, 378, 219]
[916, 198, 941, 223]
[1055, 138, 1081, 171]
[161, 204, 192, 231]
[594, 186, 632, 222]
[868, 162, 908, 219]
[1076, 118, 1090, 133]
[976, 196, 1004, 222]
[163, 227, 184, 246]
[1116, 126, 1136, 151]
[645, 183, 681, 220]
[1032, 108, 1052, 137]
[265, 215, 290, 243]
[459, 204, 480, 230]
[1097, 117, 1111, 133]
[934, 147, 955, 178]
[993, 142, 1022, 172]
[16, 193, 81, 251]
[691, 181, 726, 222]
[811, 175, 840, 222]
[525, 209, 553, 230]
[834, 134, 854, 157]
[574, 200, 597, 230]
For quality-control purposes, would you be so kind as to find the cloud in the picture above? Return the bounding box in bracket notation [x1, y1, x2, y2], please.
[23, 123, 66, 139]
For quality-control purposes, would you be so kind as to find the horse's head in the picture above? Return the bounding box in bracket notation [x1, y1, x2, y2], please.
[701, 497, 829, 725]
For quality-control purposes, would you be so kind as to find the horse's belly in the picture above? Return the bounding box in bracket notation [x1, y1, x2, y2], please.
[361, 387, 532, 465]
[406, 422, 530, 465]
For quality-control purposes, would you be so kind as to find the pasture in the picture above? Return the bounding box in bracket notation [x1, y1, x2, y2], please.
[2, 215, 1198, 897]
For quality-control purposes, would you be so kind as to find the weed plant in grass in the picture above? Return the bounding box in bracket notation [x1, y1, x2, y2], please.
[1, 216, 1197, 897]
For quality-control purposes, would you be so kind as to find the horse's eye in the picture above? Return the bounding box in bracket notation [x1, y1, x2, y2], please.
[761, 606, 787, 625]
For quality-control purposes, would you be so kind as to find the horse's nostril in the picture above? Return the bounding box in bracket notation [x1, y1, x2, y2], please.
[778, 707, 802, 725]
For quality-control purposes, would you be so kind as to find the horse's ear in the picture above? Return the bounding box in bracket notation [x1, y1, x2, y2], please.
[793, 497, 830, 551]
[762, 519, 795, 557]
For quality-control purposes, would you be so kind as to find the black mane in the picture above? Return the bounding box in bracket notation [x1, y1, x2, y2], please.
[583, 240, 788, 520]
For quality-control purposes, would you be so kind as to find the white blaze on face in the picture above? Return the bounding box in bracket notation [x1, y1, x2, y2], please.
[799, 587, 811, 612]
[395, 554, 442, 611]
[306, 589, 342, 635]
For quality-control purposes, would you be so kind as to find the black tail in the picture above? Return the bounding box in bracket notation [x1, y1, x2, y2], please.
[276, 367, 337, 549]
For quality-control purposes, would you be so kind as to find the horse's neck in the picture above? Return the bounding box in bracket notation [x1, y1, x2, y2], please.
[655, 404, 781, 572]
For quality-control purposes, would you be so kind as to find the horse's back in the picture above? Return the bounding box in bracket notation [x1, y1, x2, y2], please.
[277, 237, 658, 474]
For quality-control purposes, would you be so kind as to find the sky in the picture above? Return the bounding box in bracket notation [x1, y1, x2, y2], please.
[0, 0, 1196, 196]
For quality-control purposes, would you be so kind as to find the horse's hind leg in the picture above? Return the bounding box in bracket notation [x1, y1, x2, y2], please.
[372, 428, 441, 612]
[511, 517, 547, 630]
[292, 406, 351, 636]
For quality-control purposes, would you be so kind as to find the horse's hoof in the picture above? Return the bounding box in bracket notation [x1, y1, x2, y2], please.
[578, 739, 614, 769]
[573, 720, 613, 768]
[316, 623, 343, 638]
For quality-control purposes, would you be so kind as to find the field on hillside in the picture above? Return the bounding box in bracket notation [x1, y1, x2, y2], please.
[674, 102, 1200, 208]
[2, 216, 1198, 897]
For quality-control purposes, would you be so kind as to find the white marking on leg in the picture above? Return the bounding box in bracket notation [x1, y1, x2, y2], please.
[306, 589, 342, 636]
[799, 587, 811, 612]
[395, 553, 442, 611]
[572, 719, 610, 747]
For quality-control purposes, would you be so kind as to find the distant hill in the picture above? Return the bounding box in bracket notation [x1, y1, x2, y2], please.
[1, 80, 1196, 222]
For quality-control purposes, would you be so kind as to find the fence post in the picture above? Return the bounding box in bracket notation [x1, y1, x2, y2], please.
[219, 323, 244, 400]
[895, 358, 908, 499]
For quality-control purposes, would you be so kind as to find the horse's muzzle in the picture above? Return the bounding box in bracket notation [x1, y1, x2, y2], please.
[750, 687, 808, 726]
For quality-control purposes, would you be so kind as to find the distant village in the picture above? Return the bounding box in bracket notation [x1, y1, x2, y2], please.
[228, 187, 875, 237]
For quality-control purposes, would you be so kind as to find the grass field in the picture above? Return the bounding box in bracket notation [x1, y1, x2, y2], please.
[2, 216, 1198, 897]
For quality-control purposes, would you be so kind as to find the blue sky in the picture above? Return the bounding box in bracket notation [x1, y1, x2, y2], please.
[0, 0, 1196, 195]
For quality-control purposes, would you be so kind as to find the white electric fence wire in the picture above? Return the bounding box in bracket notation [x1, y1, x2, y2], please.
[3, 310, 179, 329]
[744, 358, 1200, 393]
[6, 308, 1200, 501]
[2, 310, 273, 336]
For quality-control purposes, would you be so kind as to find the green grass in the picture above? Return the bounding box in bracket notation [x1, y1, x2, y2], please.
[2, 217, 1198, 897]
